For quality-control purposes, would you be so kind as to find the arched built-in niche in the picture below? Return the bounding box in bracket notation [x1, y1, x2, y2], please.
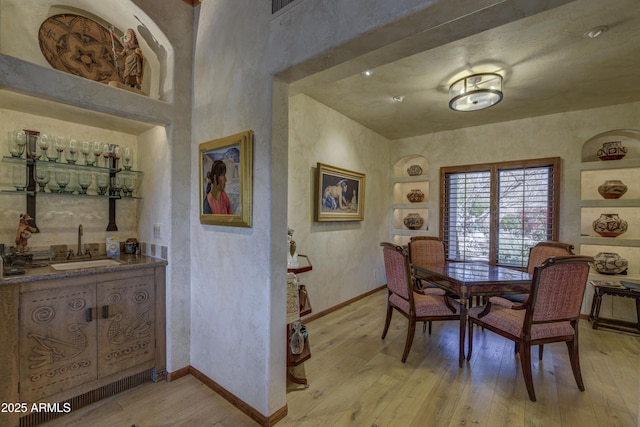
[390, 155, 430, 245]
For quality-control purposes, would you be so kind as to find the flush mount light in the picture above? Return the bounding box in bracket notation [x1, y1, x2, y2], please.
[361, 70, 374, 77]
[392, 95, 404, 103]
[448, 73, 503, 112]
[584, 26, 608, 39]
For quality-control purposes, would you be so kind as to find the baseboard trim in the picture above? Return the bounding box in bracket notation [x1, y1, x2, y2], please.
[165, 287, 386, 425]
[188, 366, 287, 426]
[166, 365, 190, 382]
[303, 285, 386, 323]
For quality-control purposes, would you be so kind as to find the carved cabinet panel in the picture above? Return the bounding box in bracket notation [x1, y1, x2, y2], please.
[19, 283, 98, 402]
[97, 275, 155, 377]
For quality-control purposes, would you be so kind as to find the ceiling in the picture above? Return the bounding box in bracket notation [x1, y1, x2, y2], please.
[291, 0, 640, 140]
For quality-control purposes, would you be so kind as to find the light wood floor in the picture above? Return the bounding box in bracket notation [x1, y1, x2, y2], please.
[43, 289, 639, 427]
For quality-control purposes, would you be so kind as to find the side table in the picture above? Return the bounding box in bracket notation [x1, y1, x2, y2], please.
[589, 283, 640, 334]
[287, 255, 312, 387]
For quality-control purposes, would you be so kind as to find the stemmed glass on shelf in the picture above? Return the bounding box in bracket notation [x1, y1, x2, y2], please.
[53, 136, 65, 162]
[96, 174, 108, 195]
[123, 147, 133, 170]
[9, 131, 26, 157]
[78, 172, 92, 194]
[92, 142, 102, 166]
[12, 166, 26, 191]
[35, 169, 50, 192]
[110, 176, 122, 197]
[66, 139, 78, 164]
[54, 171, 70, 193]
[37, 133, 50, 160]
[81, 141, 93, 165]
[102, 143, 111, 168]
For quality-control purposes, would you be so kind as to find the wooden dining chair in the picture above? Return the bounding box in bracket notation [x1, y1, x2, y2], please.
[380, 242, 459, 363]
[407, 236, 445, 290]
[466, 255, 593, 401]
[504, 241, 575, 304]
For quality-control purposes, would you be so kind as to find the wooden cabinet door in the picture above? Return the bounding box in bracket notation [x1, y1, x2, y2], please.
[96, 275, 155, 378]
[19, 284, 98, 401]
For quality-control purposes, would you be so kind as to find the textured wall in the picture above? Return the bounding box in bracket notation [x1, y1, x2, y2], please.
[287, 94, 389, 313]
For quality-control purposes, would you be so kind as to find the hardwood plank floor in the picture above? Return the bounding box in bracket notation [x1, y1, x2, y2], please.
[43, 289, 639, 427]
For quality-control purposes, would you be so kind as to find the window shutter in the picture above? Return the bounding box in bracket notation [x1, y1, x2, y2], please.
[497, 165, 555, 267]
[442, 171, 491, 261]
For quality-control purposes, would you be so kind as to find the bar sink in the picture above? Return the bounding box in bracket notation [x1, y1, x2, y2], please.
[50, 259, 122, 271]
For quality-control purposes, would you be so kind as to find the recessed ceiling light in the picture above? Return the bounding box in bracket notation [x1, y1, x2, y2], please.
[392, 96, 405, 103]
[585, 26, 608, 39]
[361, 70, 374, 77]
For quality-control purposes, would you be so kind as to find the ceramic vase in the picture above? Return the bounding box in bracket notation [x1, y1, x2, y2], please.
[406, 189, 425, 203]
[403, 213, 424, 230]
[592, 213, 628, 237]
[597, 180, 628, 199]
[592, 252, 628, 275]
[597, 141, 627, 161]
[407, 164, 423, 176]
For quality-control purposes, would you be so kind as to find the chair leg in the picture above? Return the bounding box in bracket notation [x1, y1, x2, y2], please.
[514, 342, 519, 354]
[422, 321, 427, 333]
[539, 344, 544, 360]
[466, 320, 474, 361]
[518, 342, 536, 402]
[401, 319, 417, 363]
[381, 303, 393, 339]
[428, 321, 432, 335]
[566, 339, 585, 391]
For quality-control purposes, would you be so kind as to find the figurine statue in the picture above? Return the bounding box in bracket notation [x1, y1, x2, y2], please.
[117, 29, 144, 90]
[287, 228, 299, 268]
[15, 213, 37, 253]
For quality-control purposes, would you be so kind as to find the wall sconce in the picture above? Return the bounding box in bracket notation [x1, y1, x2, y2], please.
[449, 73, 503, 112]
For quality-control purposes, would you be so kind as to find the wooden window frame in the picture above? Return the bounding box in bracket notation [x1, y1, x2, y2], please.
[440, 157, 560, 267]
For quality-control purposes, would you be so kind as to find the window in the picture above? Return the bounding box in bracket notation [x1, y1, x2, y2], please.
[441, 157, 560, 268]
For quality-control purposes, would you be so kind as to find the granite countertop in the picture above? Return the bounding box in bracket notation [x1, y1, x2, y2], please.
[1, 254, 167, 284]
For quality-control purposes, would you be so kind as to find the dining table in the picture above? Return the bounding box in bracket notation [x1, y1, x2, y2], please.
[412, 261, 532, 367]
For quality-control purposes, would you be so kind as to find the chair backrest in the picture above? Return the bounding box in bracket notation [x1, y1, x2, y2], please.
[525, 255, 592, 326]
[407, 236, 445, 265]
[381, 242, 412, 302]
[526, 241, 574, 275]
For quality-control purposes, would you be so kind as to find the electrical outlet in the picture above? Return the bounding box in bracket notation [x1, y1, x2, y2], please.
[153, 224, 161, 239]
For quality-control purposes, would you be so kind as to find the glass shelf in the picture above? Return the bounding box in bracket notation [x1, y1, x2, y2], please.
[2, 156, 143, 175]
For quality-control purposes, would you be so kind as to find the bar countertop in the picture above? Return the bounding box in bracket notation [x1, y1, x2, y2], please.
[1, 254, 168, 285]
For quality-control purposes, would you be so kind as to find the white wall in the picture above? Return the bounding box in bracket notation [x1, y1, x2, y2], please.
[287, 94, 388, 314]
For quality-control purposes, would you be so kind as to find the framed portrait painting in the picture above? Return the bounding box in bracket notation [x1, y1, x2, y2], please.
[315, 163, 365, 221]
[199, 130, 253, 227]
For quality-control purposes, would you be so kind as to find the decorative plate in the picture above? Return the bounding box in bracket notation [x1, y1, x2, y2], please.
[38, 14, 123, 84]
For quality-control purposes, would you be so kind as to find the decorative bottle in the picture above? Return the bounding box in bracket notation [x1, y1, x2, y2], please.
[289, 320, 305, 355]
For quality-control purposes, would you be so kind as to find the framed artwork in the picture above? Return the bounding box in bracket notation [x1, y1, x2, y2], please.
[315, 163, 365, 221]
[199, 130, 253, 227]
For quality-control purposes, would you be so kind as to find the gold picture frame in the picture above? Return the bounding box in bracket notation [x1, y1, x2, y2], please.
[199, 130, 253, 227]
[315, 162, 365, 221]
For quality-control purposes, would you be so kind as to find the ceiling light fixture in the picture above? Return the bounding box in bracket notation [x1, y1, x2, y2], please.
[392, 95, 404, 103]
[584, 26, 608, 39]
[361, 70, 374, 77]
[448, 73, 503, 112]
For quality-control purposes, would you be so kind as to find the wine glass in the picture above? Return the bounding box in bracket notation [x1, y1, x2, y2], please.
[12, 166, 26, 191]
[66, 139, 78, 164]
[123, 147, 133, 170]
[54, 136, 65, 162]
[113, 146, 121, 170]
[122, 176, 134, 197]
[92, 142, 102, 166]
[102, 143, 111, 168]
[96, 174, 108, 195]
[110, 176, 122, 197]
[15, 131, 27, 154]
[37, 134, 50, 160]
[81, 141, 92, 165]
[54, 171, 70, 193]
[8, 134, 23, 157]
[35, 169, 50, 192]
[78, 172, 92, 194]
